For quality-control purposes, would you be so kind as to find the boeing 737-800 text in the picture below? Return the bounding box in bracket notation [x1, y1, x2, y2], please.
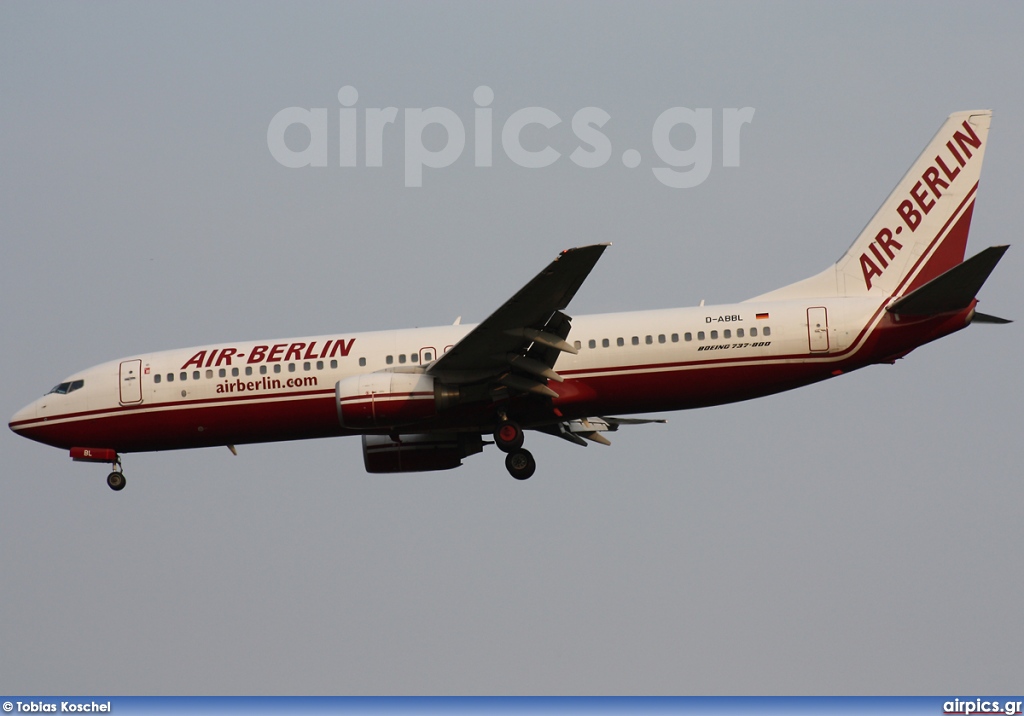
[9, 110, 1010, 490]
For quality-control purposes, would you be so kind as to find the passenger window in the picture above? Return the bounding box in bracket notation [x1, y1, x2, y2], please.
[602, 339, 610, 348]
[398, 354, 406, 364]
[206, 369, 214, 379]
[303, 362, 311, 371]
[219, 368, 226, 378]
[423, 352, 432, 362]
[193, 371, 200, 380]
[316, 361, 324, 370]
[273, 364, 282, 374]
[589, 339, 596, 349]
[646, 335, 653, 345]
[574, 341, 581, 350]
[245, 366, 253, 376]
[737, 328, 744, 338]
[260, 365, 268, 375]
[710, 330, 718, 340]
[684, 332, 692, 342]
[764, 326, 772, 336]
[331, 360, 338, 369]
[617, 337, 624, 347]
[672, 333, 679, 342]
[358, 357, 366, 367]
[750, 327, 758, 337]
[288, 363, 295, 372]
[231, 368, 239, 377]
[154, 374, 161, 384]
[167, 373, 174, 382]
[658, 334, 666, 344]
[698, 332, 705, 341]
[386, 355, 394, 365]
[724, 329, 731, 339]
[411, 354, 418, 363]
[631, 336, 639, 346]
[180, 372, 187, 381]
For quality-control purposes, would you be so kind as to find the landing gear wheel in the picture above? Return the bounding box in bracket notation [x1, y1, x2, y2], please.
[505, 448, 536, 480]
[107, 471, 126, 491]
[494, 420, 524, 452]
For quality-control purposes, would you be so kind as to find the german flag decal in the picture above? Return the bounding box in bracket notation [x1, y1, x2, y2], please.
[756, 312, 769, 320]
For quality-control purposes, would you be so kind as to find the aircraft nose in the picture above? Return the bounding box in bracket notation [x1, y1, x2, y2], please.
[9, 400, 38, 434]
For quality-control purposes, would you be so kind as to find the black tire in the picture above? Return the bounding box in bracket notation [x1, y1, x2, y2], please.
[494, 420, 524, 453]
[107, 471, 126, 491]
[505, 448, 536, 480]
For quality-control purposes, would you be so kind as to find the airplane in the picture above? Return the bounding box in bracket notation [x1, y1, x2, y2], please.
[9, 110, 1010, 491]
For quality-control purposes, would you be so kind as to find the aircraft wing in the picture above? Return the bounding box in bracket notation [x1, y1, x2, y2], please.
[428, 244, 609, 390]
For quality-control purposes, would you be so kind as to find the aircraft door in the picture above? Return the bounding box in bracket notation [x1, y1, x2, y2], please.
[807, 307, 829, 352]
[119, 359, 143, 405]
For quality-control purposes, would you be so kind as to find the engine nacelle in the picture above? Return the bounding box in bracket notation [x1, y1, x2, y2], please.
[336, 372, 459, 429]
[362, 433, 483, 473]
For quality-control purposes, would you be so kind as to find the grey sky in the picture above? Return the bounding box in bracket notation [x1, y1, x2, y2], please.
[2, 1, 1022, 695]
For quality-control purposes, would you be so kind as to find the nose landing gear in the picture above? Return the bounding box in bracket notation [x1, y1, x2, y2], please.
[107, 470, 126, 491]
[107, 455, 125, 491]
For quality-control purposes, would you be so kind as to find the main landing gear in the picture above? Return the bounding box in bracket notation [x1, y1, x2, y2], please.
[493, 418, 536, 480]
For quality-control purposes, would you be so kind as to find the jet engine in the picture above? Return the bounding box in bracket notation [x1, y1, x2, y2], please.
[362, 433, 483, 473]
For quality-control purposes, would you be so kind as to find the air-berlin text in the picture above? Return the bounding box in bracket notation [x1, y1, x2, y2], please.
[860, 118, 982, 290]
[180, 339, 355, 370]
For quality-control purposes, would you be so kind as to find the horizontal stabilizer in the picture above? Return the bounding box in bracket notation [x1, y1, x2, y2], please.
[971, 311, 1012, 324]
[887, 245, 1009, 317]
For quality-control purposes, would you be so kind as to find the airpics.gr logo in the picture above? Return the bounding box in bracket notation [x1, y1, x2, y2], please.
[943, 698, 1024, 715]
[267, 86, 754, 188]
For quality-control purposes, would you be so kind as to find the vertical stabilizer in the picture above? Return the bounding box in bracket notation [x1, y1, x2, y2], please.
[750, 110, 991, 301]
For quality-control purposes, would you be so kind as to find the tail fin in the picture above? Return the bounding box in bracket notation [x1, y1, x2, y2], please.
[752, 110, 992, 301]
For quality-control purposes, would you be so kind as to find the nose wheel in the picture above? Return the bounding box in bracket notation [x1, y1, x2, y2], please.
[107, 470, 126, 491]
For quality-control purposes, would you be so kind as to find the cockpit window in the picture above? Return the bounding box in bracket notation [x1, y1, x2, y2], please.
[46, 379, 84, 395]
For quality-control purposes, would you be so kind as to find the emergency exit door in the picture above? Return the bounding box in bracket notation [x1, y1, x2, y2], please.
[119, 359, 143, 405]
[807, 307, 829, 352]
